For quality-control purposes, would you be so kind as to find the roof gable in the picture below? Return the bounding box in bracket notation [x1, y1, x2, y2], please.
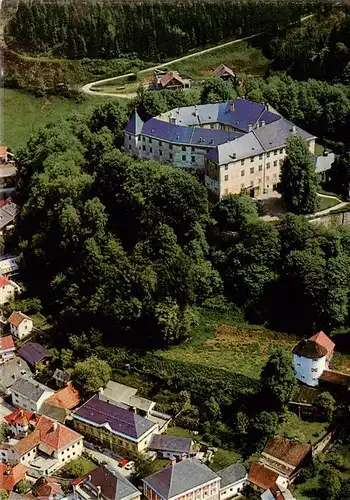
[160, 72, 183, 87]
[85, 465, 140, 500]
[46, 384, 80, 410]
[263, 436, 311, 468]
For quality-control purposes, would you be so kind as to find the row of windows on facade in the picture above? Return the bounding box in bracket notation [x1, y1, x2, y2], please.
[225, 173, 278, 183]
[129, 135, 285, 160]
[78, 423, 137, 449]
[224, 159, 283, 177]
[130, 143, 197, 163]
[296, 363, 318, 372]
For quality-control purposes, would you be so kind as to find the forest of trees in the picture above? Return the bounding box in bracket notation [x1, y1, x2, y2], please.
[5, 0, 315, 60]
[12, 98, 350, 351]
[268, 9, 350, 85]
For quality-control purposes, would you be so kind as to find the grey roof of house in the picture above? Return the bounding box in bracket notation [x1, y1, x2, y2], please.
[253, 118, 315, 151]
[218, 464, 247, 488]
[53, 368, 71, 384]
[0, 357, 32, 393]
[18, 342, 51, 366]
[101, 381, 155, 413]
[73, 394, 156, 439]
[11, 377, 53, 402]
[0, 202, 19, 230]
[207, 132, 264, 164]
[143, 458, 219, 499]
[314, 152, 335, 173]
[80, 465, 140, 500]
[149, 434, 192, 454]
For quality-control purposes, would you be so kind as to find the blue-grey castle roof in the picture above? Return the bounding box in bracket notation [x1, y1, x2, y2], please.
[124, 99, 315, 166]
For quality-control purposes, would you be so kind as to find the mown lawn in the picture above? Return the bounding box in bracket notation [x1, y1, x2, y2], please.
[278, 411, 329, 445]
[158, 309, 299, 379]
[210, 449, 243, 471]
[3, 89, 124, 150]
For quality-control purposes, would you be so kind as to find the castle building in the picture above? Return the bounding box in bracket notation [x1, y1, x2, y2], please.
[124, 99, 316, 198]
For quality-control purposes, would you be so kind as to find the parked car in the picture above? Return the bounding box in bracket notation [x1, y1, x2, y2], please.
[119, 458, 129, 468]
[125, 461, 135, 471]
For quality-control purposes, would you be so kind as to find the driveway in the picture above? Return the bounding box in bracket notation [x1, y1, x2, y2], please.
[84, 448, 132, 477]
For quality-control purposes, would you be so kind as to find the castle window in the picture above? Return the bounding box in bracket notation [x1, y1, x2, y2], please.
[259, 154, 263, 160]
[169, 144, 173, 150]
[267, 152, 270, 158]
[267, 163, 270, 169]
[169, 153, 173, 159]
[250, 167, 254, 174]
[182, 155, 186, 161]
[150, 147, 153, 153]
[159, 150, 162, 156]
[224, 175, 228, 181]
[279, 148, 284, 154]
[191, 156, 195, 163]
[250, 157, 254, 162]
[273, 160, 277, 167]
[149, 138, 152, 143]
[241, 159, 245, 165]
[258, 165, 263, 171]
[182, 146, 186, 151]
[274, 150, 278, 155]
[241, 170, 245, 177]
[159, 141, 163, 146]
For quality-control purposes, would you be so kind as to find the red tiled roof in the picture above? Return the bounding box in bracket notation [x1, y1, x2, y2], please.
[263, 436, 311, 468]
[14, 415, 82, 455]
[46, 384, 80, 410]
[160, 71, 184, 87]
[309, 331, 335, 359]
[33, 477, 63, 498]
[4, 408, 38, 427]
[0, 463, 27, 491]
[0, 276, 10, 287]
[0, 335, 15, 352]
[248, 463, 278, 491]
[320, 369, 350, 386]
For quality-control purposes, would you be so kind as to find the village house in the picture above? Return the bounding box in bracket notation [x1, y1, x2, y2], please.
[143, 458, 221, 500]
[0, 357, 32, 396]
[73, 465, 141, 500]
[153, 70, 191, 90]
[218, 464, 248, 499]
[18, 342, 52, 370]
[0, 255, 19, 277]
[72, 394, 159, 458]
[99, 381, 156, 417]
[148, 434, 197, 460]
[0, 201, 20, 237]
[124, 99, 316, 197]
[259, 436, 312, 482]
[32, 476, 64, 499]
[0, 335, 16, 364]
[8, 312, 34, 340]
[0, 276, 20, 306]
[53, 368, 71, 387]
[248, 463, 298, 499]
[41, 384, 81, 423]
[292, 331, 335, 387]
[0, 415, 83, 477]
[213, 64, 236, 81]
[0, 463, 27, 491]
[4, 408, 39, 436]
[11, 378, 54, 413]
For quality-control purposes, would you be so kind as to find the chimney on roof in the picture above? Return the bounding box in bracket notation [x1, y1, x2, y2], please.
[20, 410, 24, 417]
[229, 102, 235, 112]
[52, 422, 58, 431]
[261, 120, 265, 127]
[88, 475, 92, 482]
[248, 124, 253, 132]
[99, 387, 104, 395]
[97, 486, 102, 499]
[292, 125, 297, 134]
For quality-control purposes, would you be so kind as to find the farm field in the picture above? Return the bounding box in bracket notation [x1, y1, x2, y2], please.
[3, 89, 124, 150]
[158, 309, 350, 379]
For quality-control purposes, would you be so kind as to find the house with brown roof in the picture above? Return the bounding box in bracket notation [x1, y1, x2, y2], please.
[8, 312, 33, 340]
[292, 331, 335, 387]
[0, 463, 27, 491]
[32, 476, 63, 499]
[1, 415, 83, 477]
[41, 384, 81, 423]
[260, 436, 311, 481]
[248, 463, 279, 495]
[0, 334, 16, 364]
[153, 70, 191, 90]
[213, 64, 236, 80]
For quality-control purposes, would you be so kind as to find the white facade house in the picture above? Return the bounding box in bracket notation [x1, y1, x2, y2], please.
[0, 335, 16, 364]
[0, 277, 20, 306]
[0, 255, 18, 276]
[219, 464, 248, 499]
[8, 311, 34, 340]
[11, 378, 54, 413]
[292, 332, 335, 387]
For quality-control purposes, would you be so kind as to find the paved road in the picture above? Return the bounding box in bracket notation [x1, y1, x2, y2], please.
[85, 448, 132, 478]
[82, 14, 315, 99]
